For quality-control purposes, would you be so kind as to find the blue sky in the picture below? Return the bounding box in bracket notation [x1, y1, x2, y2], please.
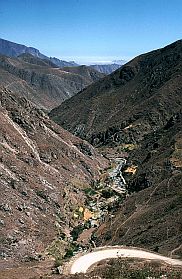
[0, 0, 182, 64]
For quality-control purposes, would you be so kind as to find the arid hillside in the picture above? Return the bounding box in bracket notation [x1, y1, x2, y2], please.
[61, 65, 105, 82]
[50, 40, 182, 146]
[0, 87, 108, 263]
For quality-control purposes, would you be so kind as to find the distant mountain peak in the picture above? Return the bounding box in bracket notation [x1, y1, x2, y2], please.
[0, 38, 47, 59]
[49, 56, 79, 67]
[89, 60, 126, 74]
[112, 59, 127, 65]
[90, 63, 121, 74]
[0, 38, 79, 68]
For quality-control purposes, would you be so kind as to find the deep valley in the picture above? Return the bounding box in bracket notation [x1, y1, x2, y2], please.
[0, 38, 182, 279]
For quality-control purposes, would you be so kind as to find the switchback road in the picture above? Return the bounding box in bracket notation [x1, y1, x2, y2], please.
[70, 247, 182, 274]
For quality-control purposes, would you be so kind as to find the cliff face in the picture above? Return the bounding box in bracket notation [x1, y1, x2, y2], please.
[0, 88, 108, 262]
[50, 40, 182, 146]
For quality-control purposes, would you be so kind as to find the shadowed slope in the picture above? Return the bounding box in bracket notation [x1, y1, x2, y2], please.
[50, 40, 182, 146]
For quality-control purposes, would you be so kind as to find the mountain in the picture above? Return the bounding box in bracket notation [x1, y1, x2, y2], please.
[50, 57, 79, 67]
[49, 39, 182, 259]
[0, 38, 78, 68]
[48, 40, 182, 262]
[0, 87, 108, 265]
[0, 54, 104, 110]
[112, 59, 127, 65]
[61, 65, 105, 82]
[18, 53, 58, 68]
[49, 40, 182, 146]
[90, 63, 122, 74]
[0, 38, 47, 59]
[90, 60, 126, 74]
[0, 38, 122, 75]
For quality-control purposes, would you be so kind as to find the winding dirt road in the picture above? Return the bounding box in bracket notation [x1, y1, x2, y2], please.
[70, 247, 182, 274]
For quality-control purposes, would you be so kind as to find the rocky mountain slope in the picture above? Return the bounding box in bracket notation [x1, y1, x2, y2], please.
[18, 53, 58, 68]
[0, 87, 108, 264]
[0, 38, 78, 68]
[0, 54, 104, 110]
[50, 40, 182, 146]
[61, 65, 105, 83]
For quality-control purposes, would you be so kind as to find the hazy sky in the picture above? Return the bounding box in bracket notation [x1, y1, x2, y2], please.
[1, 0, 182, 64]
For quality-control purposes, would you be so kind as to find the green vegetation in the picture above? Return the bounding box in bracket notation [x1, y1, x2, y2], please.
[116, 144, 138, 152]
[64, 249, 74, 259]
[36, 190, 49, 201]
[64, 243, 79, 259]
[84, 187, 97, 196]
[71, 225, 84, 241]
[54, 256, 62, 268]
[101, 189, 114, 199]
[47, 239, 66, 261]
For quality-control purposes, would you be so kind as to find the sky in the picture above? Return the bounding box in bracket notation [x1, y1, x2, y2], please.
[0, 0, 182, 64]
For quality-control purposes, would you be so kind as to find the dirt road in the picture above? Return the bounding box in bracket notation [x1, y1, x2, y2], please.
[70, 247, 182, 274]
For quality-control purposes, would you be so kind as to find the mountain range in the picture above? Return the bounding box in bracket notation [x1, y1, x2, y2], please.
[0, 53, 104, 110]
[0, 38, 78, 68]
[0, 38, 125, 74]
